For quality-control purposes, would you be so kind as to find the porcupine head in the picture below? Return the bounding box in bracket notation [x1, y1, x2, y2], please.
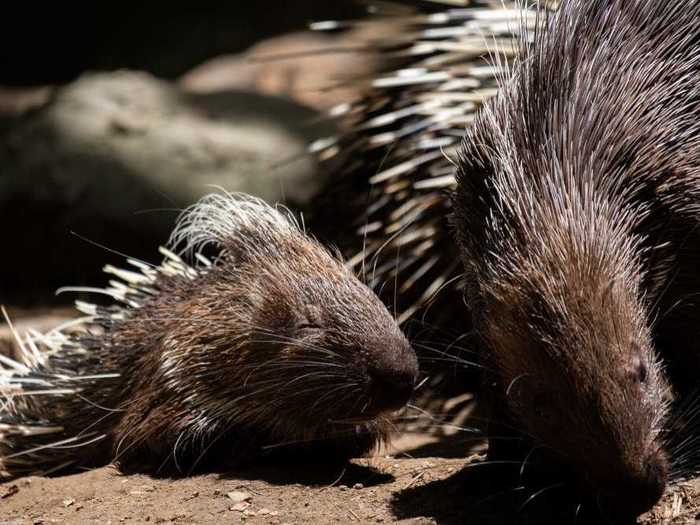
[0, 192, 418, 477]
[454, 120, 670, 517]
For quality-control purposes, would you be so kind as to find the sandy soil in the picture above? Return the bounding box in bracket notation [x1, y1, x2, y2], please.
[0, 431, 698, 525]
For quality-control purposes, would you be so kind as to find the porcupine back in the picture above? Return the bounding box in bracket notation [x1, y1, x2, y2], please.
[309, 1, 535, 329]
[0, 192, 418, 477]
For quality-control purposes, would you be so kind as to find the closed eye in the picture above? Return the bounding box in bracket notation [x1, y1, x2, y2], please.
[297, 323, 319, 331]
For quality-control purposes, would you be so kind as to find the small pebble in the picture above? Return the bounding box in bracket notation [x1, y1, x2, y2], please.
[230, 501, 251, 512]
[353, 483, 364, 490]
[1, 484, 19, 499]
[227, 490, 252, 504]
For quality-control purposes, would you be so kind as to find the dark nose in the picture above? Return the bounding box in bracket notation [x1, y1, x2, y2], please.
[598, 451, 668, 518]
[365, 346, 419, 414]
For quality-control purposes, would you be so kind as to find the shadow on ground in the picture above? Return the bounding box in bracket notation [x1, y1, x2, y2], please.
[391, 458, 633, 525]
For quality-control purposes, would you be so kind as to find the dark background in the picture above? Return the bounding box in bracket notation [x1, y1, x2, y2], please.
[0, 3, 361, 85]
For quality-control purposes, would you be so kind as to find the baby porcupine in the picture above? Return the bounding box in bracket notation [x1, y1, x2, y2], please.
[0, 191, 418, 477]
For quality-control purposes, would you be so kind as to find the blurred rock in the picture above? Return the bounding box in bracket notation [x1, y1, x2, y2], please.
[0, 85, 54, 136]
[180, 26, 393, 111]
[0, 71, 336, 304]
[0, 86, 53, 116]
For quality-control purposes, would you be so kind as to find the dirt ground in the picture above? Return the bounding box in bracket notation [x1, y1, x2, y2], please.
[1, 431, 699, 525]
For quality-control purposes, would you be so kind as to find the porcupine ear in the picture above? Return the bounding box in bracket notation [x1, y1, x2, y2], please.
[168, 190, 304, 261]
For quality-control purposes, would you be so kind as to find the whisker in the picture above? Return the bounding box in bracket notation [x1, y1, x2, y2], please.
[518, 482, 566, 512]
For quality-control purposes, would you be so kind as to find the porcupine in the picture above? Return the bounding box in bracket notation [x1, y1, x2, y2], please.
[454, 0, 700, 518]
[0, 191, 418, 478]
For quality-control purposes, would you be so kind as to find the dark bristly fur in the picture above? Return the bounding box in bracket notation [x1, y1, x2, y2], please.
[310, 2, 530, 326]
[454, 0, 700, 517]
[0, 192, 418, 478]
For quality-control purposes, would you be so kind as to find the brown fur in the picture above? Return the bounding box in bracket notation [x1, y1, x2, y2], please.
[109, 216, 416, 466]
[454, 0, 700, 517]
[1, 193, 417, 476]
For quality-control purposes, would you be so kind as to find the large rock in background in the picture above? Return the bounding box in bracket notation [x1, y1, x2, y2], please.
[0, 71, 336, 304]
[0, 0, 401, 306]
[180, 24, 390, 111]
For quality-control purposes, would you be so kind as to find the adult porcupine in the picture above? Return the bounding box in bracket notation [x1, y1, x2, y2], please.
[0, 191, 418, 478]
[454, 0, 700, 518]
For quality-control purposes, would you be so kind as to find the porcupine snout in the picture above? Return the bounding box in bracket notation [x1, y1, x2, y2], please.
[597, 449, 668, 518]
[363, 335, 419, 414]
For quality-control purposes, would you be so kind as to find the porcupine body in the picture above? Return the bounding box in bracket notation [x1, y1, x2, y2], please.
[0, 192, 418, 478]
[454, 0, 700, 518]
[309, 1, 534, 329]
